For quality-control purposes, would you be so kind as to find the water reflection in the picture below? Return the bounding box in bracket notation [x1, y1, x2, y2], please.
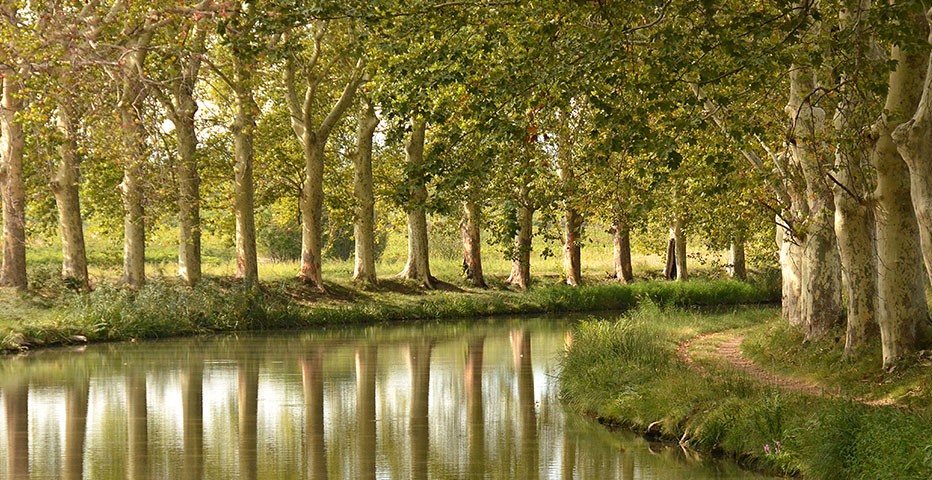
[126, 371, 148, 480]
[301, 350, 326, 480]
[0, 318, 772, 479]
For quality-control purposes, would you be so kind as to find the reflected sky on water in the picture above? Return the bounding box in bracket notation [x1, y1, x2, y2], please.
[0, 317, 773, 479]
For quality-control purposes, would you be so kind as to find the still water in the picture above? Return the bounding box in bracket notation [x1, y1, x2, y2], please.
[0, 317, 771, 479]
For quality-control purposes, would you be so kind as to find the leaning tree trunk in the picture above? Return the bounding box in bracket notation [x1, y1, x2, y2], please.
[461, 200, 487, 288]
[611, 215, 633, 283]
[399, 117, 433, 288]
[353, 102, 379, 286]
[52, 97, 89, 290]
[873, 36, 930, 368]
[119, 72, 147, 288]
[508, 204, 534, 290]
[232, 59, 258, 285]
[894, 8, 932, 288]
[786, 65, 844, 340]
[0, 74, 27, 289]
[729, 235, 747, 281]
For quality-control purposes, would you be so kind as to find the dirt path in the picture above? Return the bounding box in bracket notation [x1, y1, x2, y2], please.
[678, 330, 839, 398]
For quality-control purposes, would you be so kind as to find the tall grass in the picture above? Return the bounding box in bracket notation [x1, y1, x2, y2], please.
[559, 304, 932, 478]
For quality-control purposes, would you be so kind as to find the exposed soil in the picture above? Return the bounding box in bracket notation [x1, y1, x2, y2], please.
[678, 330, 839, 398]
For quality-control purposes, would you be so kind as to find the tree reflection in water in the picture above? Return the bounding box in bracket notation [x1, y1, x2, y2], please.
[0, 319, 772, 480]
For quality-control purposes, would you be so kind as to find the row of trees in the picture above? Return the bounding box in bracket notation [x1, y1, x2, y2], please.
[2, 1, 932, 367]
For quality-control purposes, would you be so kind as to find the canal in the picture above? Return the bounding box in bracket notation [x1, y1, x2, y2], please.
[0, 316, 772, 479]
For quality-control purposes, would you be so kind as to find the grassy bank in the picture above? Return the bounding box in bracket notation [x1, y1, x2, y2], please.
[559, 305, 932, 478]
[0, 274, 776, 352]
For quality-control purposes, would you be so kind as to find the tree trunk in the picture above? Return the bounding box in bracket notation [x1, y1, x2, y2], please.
[834, 175, 877, 357]
[461, 200, 487, 288]
[563, 207, 583, 287]
[893, 9, 932, 287]
[0, 75, 27, 290]
[299, 139, 326, 290]
[119, 72, 147, 288]
[611, 217, 633, 283]
[833, 53, 879, 357]
[872, 34, 930, 369]
[399, 118, 434, 287]
[560, 164, 582, 286]
[729, 235, 747, 280]
[232, 60, 258, 285]
[672, 217, 687, 281]
[786, 66, 843, 340]
[286, 55, 365, 291]
[353, 102, 379, 286]
[508, 204, 533, 290]
[663, 237, 677, 280]
[777, 223, 804, 327]
[175, 90, 201, 286]
[52, 97, 89, 290]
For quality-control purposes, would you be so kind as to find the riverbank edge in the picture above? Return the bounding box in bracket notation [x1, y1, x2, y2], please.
[0, 277, 777, 353]
[559, 309, 932, 479]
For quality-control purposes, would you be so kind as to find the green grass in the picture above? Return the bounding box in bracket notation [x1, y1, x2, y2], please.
[559, 305, 932, 479]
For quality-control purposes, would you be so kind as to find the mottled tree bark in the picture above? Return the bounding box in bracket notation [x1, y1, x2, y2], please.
[399, 118, 434, 288]
[52, 97, 89, 290]
[232, 58, 258, 285]
[832, 20, 879, 357]
[0, 74, 27, 290]
[786, 65, 844, 340]
[170, 29, 206, 287]
[461, 200, 487, 288]
[118, 32, 156, 288]
[353, 101, 379, 286]
[872, 36, 930, 368]
[893, 7, 932, 288]
[777, 223, 804, 327]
